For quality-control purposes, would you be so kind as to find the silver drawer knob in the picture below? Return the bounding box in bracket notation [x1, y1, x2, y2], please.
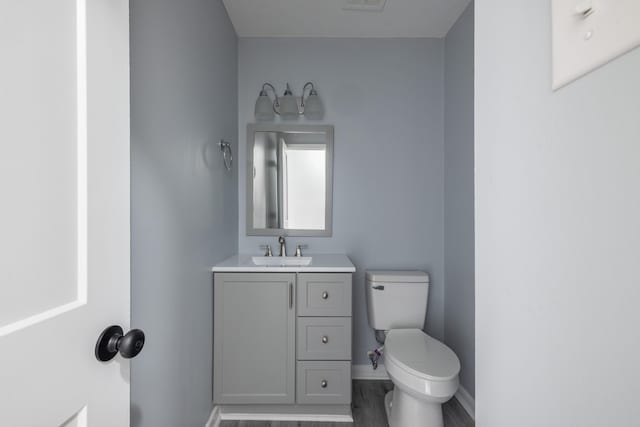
[321, 291, 329, 299]
[322, 336, 329, 344]
[321, 380, 328, 388]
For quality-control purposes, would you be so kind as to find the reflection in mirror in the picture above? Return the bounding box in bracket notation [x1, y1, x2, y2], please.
[248, 125, 333, 237]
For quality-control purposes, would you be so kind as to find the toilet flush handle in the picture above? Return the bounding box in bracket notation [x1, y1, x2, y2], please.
[372, 285, 384, 291]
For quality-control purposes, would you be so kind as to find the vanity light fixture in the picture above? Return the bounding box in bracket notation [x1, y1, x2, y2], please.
[254, 82, 324, 121]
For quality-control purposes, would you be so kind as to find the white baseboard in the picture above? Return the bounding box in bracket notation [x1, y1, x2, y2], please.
[455, 385, 475, 421]
[220, 413, 352, 423]
[205, 405, 220, 427]
[352, 363, 389, 380]
[205, 404, 352, 426]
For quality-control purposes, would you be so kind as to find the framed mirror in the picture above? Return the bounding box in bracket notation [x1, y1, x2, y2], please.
[247, 124, 333, 237]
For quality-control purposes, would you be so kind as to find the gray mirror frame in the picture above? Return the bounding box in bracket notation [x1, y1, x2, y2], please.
[246, 124, 334, 237]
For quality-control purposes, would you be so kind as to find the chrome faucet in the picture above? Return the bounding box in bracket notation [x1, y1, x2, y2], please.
[278, 236, 287, 257]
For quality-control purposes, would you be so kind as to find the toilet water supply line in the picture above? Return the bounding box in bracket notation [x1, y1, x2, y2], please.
[367, 346, 384, 370]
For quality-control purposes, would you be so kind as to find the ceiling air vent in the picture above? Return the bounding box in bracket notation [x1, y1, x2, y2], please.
[342, 0, 387, 12]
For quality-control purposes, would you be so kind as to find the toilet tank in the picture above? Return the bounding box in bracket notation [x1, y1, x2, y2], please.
[365, 270, 429, 330]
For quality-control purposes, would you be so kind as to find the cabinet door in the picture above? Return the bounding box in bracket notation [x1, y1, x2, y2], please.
[214, 273, 296, 404]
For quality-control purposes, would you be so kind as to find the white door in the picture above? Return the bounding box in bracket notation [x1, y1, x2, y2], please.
[0, 0, 131, 426]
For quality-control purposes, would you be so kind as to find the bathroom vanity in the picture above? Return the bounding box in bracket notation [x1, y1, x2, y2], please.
[211, 254, 355, 422]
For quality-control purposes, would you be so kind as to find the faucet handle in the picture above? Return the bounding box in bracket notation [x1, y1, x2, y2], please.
[259, 244, 273, 257]
[295, 244, 308, 257]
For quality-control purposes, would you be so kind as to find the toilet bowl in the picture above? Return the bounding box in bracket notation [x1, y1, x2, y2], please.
[383, 329, 460, 427]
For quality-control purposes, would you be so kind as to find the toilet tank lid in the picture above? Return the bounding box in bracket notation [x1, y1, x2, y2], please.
[365, 270, 429, 283]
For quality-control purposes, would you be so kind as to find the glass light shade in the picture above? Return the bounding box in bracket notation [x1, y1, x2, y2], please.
[279, 94, 300, 120]
[303, 93, 323, 120]
[254, 93, 275, 121]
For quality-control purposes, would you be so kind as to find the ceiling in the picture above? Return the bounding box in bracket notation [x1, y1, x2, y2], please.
[222, 0, 472, 38]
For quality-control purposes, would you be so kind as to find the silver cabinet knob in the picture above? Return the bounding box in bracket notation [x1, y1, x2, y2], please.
[321, 291, 328, 299]
[322, 336, 328, 344]
[321, 380, 328, 388]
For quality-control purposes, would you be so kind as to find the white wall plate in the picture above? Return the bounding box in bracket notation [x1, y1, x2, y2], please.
[552, 0, 640, 90]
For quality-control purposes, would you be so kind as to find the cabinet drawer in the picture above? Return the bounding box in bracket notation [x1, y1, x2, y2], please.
[297, 273, 352, 317]
[296, 361, 351, 405]
[297, 317, 352, 360]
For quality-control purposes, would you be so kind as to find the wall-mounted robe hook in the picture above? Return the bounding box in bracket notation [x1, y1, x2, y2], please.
[219, 140, 233, 171]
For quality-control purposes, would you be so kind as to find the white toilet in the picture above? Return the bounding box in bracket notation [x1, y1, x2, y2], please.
[365, 271, 460, 427]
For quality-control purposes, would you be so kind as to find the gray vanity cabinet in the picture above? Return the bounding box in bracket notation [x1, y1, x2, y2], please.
[213, 271, 352, 408]
[213, 273, 296, 404]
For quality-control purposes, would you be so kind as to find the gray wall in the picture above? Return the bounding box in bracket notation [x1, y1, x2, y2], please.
[444, 2, 475, 397]
[130, 1, 238, 426]
[238, 38, 445, 365]
[476, 1, 640, 426]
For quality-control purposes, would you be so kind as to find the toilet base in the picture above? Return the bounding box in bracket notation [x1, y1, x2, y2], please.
[385, 388, 444, 427]
[384, 389, 392, 421]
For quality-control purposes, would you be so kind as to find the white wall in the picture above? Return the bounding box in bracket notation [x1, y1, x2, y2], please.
[476, 2, 640, 426]
[130, 1, 238, 426]
[444, 1, 475, 398]
[238, 38, 446, 364]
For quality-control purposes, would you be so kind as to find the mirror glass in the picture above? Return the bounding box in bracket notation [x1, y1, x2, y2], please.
[247, 125, 333, 236]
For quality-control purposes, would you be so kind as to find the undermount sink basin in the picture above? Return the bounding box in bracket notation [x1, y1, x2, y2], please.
[251, 256, 312, 267]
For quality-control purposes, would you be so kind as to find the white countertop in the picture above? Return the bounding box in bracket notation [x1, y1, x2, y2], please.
[211, 254, 356, 273]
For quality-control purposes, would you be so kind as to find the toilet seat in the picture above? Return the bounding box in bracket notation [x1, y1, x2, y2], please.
[385, 329, 460, 382]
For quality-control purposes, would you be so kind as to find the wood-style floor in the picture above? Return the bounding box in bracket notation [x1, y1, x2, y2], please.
[219, 380, 474, 427]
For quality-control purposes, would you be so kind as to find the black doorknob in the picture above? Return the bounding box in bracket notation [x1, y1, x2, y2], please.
[95, 325, 145, 362]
